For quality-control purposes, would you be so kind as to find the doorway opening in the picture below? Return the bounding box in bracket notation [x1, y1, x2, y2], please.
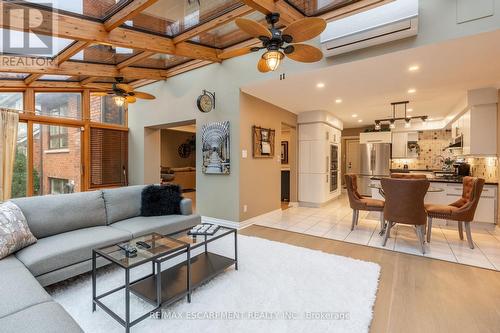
[159, 120, 196, 210]
[343, 138, 360, 188]
[280, 123, 297, 210]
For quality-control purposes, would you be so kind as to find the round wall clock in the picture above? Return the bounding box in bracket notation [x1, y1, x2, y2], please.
[178, 143, 191, 158]
[197, 90, 215, 113]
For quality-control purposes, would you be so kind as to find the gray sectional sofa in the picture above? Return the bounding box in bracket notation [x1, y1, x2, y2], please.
[0, 185, 200, 333]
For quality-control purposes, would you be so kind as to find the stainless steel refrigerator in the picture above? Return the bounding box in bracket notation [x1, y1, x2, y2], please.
[358, 143, 391, 196]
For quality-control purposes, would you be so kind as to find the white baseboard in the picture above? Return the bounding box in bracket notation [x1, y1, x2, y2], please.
[201, 216, 256, 230]
[202, 207, 284, 230]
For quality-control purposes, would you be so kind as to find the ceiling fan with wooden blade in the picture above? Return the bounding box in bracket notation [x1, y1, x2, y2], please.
[235, 13, 326, 73]
[95, 78, 156, 105]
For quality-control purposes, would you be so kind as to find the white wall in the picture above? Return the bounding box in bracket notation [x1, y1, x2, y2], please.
[128, 0, 500, 222]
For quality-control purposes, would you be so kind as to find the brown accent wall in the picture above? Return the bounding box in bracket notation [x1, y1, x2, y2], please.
[160, 129, 196, 168]
[239, 92, 297, 221]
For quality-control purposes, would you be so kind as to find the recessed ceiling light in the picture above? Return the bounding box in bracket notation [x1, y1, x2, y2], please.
[352, 114, 358, 118]
[358, 119, 363, 123]
[316, 82, 325, 88]
[408, 65, 420, 72]
[408, 88, 416, 94]
[407, 108, 413, 112]
[335, 98, 342, 104]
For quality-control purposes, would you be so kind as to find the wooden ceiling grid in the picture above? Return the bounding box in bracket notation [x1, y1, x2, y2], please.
[0, 0, 393, 89]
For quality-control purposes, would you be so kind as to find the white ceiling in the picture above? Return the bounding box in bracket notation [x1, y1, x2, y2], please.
[241, 29, 500, 128]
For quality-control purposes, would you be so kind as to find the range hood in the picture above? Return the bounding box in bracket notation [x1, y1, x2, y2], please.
[444, 135, 463, 150]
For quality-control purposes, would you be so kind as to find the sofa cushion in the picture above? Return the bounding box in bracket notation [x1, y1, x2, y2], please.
[110, 214, 201, 238]
[11, 191, 107, 239]
[0, 256, 52, 318]
[102, 185, 146, 224]
[0, 301, 83, 333]
[141, 184, 182, 216]
[0, 202, 37, 259]
[15, 226, 131, 277]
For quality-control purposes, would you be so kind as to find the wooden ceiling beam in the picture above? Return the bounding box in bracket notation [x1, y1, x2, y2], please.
[166, 60, 214, 78]
[0, 1, 219, 62]
[238, 0, 303, 24]
[24, 74, 43, 85]
[0, 55, 168, 80]
[239, 0, 275, 15]
[80, 77, 98, 85]
[173, 5, 254, 44]
[53, 41, 90, 64]
[274, 0, 304, 23]
[0, 80, 113, 89]
[117, 51, 155, 69]
[130, 79, 158, 88]
[218, 39, 261, 60]
[23, 41, 89, 86]
[104, 0, 160, 31]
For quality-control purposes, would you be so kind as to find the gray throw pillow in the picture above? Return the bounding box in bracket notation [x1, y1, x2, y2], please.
[0, 201, 37, 259]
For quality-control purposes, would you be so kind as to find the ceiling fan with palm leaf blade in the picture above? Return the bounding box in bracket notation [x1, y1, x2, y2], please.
[94, 78, 156, 106]
[235, 13, 327, 73]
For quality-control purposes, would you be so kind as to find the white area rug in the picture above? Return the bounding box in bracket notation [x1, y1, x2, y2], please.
[48, 235, 380, 333]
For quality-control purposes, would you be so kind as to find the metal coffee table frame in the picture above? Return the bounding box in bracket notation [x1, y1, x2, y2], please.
[130, 226, 238, 307]
[92, 235, 189, 333]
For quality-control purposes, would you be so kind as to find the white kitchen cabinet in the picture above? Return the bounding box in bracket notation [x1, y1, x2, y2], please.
[453, 88, 498, 156]
[391, 132, 419, 159]
[298, 111, 343, 206]
[454, 106, 497, 156]
[359, 131, 392, 144]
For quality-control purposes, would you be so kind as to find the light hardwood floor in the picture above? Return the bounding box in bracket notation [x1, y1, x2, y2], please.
[240, 225, 500, 333]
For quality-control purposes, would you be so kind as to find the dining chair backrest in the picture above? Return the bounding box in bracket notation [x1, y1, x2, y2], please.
[391, 173, 427, 179]
[450, 176, 485, 222]
[381, 178, 429, 226]
[345, 174, 364, 209]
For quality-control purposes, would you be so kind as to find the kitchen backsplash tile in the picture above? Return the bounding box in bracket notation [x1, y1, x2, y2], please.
[391, 130, 452, 170]
[390, 129, 498, 182]
[468, 157, 498, 182]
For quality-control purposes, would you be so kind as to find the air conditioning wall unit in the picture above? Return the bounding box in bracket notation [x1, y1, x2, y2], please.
[320, 0, 419, 56]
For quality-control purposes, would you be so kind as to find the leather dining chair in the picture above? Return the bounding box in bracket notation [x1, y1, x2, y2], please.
[345, 174, 385, 232]
[381, 178, 430, 254]
[391, 173, 428, 179]
[425, 177, 485, 249]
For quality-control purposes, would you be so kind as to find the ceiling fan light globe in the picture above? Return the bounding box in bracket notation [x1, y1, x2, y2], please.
[113, 95, 126, 107]
[262, 50, 284, 71]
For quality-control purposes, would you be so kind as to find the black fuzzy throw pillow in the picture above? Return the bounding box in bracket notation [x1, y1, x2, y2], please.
[141, 184, 182, 216]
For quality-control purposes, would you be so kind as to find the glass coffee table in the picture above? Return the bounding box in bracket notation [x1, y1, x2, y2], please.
[92, 233, 189, 333]
[130, 225, 238, 306]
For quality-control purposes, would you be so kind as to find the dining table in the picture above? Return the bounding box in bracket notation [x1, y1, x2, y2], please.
[368, 183, 445, 235]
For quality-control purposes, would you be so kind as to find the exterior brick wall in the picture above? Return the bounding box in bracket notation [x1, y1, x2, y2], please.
[33, 94, 82, 195]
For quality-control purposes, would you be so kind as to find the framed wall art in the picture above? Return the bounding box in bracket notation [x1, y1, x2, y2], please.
[252, 126, 275, 158]
[281, 141, 289, 164]
[201, 121, 230, 174]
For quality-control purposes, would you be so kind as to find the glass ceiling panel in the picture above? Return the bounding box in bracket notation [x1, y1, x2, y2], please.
[70, 44, 138, 65]
[191, 11, 265, 49]
[21, 0, 132, 20]
[0, 72, 29, 80]
[0, 29, 74, 57]
[124, 0, 243, 37]
[285, 0, 361, 16]
[39, 75, 78, 81]
[132, 54, 191, 69]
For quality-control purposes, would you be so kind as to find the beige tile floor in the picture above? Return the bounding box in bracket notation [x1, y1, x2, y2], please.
[253, 194, 500, 270]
